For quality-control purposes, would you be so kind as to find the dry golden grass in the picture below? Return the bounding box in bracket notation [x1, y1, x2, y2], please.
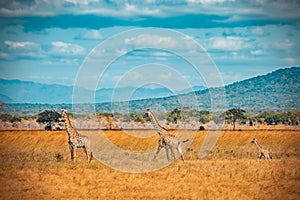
[0, 129, 299, 200]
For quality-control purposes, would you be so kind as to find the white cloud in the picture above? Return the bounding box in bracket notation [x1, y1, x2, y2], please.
[4, 40, 38, 50]
[50, 41, 86, 55]
[187, 0, 235, 4]
[43, 58, 81, 66]
[258, 0, 300, 19]
[127, 71, 143, 81]
[0, 53, 9, 58]
[159, 72, 172, 80]
[250, 27, 265, 36]
[125, 34, 178, 49]
[250, 49, 263, 55]
[116, 48, 128, 56]
[78, 29, 103, 40]
[281, 57, 298, 65]
[0, 0, 298, 26]
[3, 40, 43, 59]
[123, 3, 161, 17]
[152, 51, 171, 57]
[208, 36, 251, 51]
[273, 39, 294, 50]
[64, 0, 98, 5]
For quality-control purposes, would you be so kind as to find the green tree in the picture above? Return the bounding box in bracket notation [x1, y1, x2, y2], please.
[129, 113, 145, 123]
[211, 112, 225, 124]
[255, 111, 300, 125]
[225, 108, 247, 130]
[97, 112, 113, 118]
[166, 108, 181, 123]
[198, 110, 211, 123]
[0, 114, 21, 123]
[36, 110, 61, 130]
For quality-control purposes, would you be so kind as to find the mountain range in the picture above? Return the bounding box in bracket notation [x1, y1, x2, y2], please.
[96, 67, 300, 113]
[1, 67, 299, 114]
[0, 78, 206, 104]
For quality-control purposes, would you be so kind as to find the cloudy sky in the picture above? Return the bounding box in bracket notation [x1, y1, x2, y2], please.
[0, 0, 299, 91]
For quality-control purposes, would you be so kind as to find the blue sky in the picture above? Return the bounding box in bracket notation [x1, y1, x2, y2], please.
[0, 0, 299, 91]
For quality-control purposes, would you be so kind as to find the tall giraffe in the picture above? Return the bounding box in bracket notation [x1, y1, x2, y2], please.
[61, 109, 92, 163]
[145, 109, 188, 161]
[251, 138, 272, 160]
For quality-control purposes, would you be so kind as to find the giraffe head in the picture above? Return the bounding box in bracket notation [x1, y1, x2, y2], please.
[251, 138, 257, 143]
[144, 109, 151, 118]
[61, 109, 68, 117]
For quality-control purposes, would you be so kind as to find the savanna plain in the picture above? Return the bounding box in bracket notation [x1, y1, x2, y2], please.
[0, 129, 299, 200]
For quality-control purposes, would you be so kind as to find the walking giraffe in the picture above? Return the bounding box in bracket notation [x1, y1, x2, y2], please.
[251, 138, 272, 160]
[61, 109, 92, 163]
[145, 109, 188, 161]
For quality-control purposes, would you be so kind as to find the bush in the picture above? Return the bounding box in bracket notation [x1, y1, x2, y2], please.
[0, 114, 21, 123]
[36, 110, 61, 130]
[37, 110, 60, 124]
[54, 153, 63, 162]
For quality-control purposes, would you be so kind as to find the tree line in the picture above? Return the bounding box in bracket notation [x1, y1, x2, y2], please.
[1, 108, 299, 130]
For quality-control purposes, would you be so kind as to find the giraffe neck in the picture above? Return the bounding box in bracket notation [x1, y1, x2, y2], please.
[148, 111, 165, 134]
[254, 140, 262, 151]
[63, 113, 76, 137]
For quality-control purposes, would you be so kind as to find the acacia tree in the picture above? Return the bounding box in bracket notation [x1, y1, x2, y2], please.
[255, 111, 300, 125]
[225, 108, 247, 130]
[166, 108, 181, 123]
[197, 110, 211, 124]
[36, 110, 61, 130]
[129, 113, 145, 123]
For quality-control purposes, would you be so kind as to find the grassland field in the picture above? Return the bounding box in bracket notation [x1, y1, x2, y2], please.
[0, 129, 299, 200]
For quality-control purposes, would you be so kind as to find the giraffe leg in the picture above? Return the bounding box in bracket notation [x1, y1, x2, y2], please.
[177, 144, 184, 161]
[165, 146, 170, 161]
[89, 151, 93, 163]
[87, 149, 92, 163]
[69, 144, 74, 161]
[170, 147, 176, 161]
[85, 138, 92, 163]
[154, 140, 163, 160]
[83, 147, 91, 163]
[258, 152, 262, 159]
[154, 144, 162, 159]
[74, 147, 77, 163]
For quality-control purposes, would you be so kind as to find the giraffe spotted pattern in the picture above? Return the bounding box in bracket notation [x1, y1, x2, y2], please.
[251, 138, 272, 160]
[145, 109, 188, 162]
[61, 109, 92, 163]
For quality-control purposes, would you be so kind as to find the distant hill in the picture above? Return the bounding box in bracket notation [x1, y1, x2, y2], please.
[0, 94, 14, 103]
[0, 79, 75, 104]
[1, 67, 299, 115]
[95, 87, 176, 102]
[222, 67, 300, 110]
[0, 78, 204, 104]
[95, 67, 300, 113]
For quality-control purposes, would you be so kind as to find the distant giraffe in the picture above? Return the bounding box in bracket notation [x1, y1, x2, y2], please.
[145, 109, 188, 161]
[61, 109, 92, 163]
[251, 138, 272, 160]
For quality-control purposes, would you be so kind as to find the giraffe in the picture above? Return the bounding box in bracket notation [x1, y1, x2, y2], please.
[145, 109, 188, 161]
[61, 109, 92, 163]
[251, 138, 272, 160]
